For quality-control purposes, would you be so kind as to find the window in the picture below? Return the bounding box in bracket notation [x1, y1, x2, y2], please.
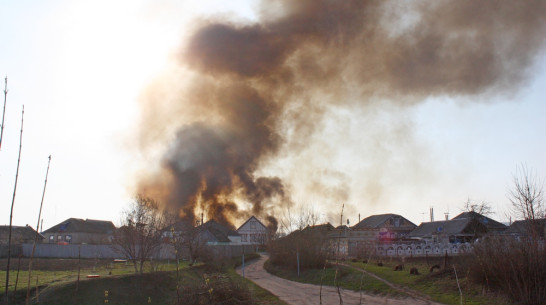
[49, 235, 55, 243]
[250, 221, 256, 229]
[65, 235, 72, 243]
[242, 234, 247, 242]
[57, 235, 63, 241]
[394, 218, 400, 227]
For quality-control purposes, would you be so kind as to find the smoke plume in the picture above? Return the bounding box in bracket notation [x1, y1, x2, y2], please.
[137, 0, 546, 226]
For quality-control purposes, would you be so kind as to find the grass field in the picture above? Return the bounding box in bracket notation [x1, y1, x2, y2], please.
[1, 255, 287, 305]
[263, 259, 405, 297]
[1, 257, 188, 295]
[347, 257, 512, 305]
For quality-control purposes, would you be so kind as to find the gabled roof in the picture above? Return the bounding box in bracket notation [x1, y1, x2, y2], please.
[164, 220, 194, 233]
[201, 220, 240, 242]
[352, 214, 415, 229]
[302, 223, 335, 233]
[408, 218, 486, 237]
[504, 219, 546, 236]
[0, 225, 44, 242]
[43, 218, 115, 234]
[236, 216, 267, 231]
[453, 211, 506, 231]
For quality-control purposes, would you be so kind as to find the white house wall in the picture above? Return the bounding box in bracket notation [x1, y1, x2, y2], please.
[237, 217, 268, 245]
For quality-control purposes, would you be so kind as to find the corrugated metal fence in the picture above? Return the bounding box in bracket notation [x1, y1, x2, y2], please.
[17, 243, 256, 259]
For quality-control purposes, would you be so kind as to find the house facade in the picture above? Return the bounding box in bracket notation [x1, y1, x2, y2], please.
[200, 220, 241, 245]
[236, 216, 269, 245]
[503, 219, 546, 240]
[348, 214, 417, 257]
[42, 218, 115, 244]
[407, 218, 488, 243]
[0, 225, 43, 245]
[452, 211, 507, 233]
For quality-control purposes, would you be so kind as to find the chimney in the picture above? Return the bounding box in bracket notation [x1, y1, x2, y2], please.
[430, 207, 434, 222]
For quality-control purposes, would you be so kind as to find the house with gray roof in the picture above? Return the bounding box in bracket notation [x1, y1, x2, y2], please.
[452, 211, 507, 233]
[200, 220, 241, 245]
[352, 213, 417, 241]
[408, 218, 487, 243]
[347, 213, 416, 256]
[42, 218, 115, 244]
[503, 219, 546, 240]
[0, 225, 43, 245]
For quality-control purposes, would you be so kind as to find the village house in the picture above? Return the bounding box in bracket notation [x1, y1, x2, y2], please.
[503, 219, 546, 240]
[0, 225, 43, 245]
[42, 218, 115, 244]
[407, 217, 488, 244]
[348, 213, 416, 256]
[452, 211, 507, 233]
[200, 220, 241, 245]
[236, 216, 269, 245]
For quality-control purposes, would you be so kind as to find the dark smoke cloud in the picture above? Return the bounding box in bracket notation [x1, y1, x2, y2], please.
[137, 0, 546, 226]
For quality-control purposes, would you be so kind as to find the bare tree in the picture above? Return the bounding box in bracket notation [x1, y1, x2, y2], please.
[278, 205, 324, 234]
[462, 198, 493, 216]
[468, 166, 546, 305]
[171, 222, 208, 265]
[112, 195, 169, 273]
[509, 165, 545, 222]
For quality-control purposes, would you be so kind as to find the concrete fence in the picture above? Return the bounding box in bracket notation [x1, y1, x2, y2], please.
[375, 242, 472, 257]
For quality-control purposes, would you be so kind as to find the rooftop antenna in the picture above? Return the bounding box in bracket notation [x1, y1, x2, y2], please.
[430, 206, 434, 222]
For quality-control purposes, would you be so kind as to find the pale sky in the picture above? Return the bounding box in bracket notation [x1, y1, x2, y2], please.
[1, 1, 545, 231]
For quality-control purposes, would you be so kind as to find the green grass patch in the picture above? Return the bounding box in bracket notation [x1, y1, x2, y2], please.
[348, 259, 511, 305]
[2, 256, 286, 305]
[1, 258, 191, 294]
[263, 259, 404, 297]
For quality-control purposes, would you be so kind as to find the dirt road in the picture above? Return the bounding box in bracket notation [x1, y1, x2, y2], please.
[237, 255, 444, 305]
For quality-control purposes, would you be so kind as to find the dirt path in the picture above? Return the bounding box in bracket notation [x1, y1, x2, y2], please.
[237, 255, 444, 305]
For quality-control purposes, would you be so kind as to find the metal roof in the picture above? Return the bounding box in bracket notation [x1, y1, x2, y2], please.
[43, 218, 115, 234]
[408, 218, 486, 237]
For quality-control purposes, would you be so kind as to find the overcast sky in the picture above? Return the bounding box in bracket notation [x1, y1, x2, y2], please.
[1, 0, 545, 231]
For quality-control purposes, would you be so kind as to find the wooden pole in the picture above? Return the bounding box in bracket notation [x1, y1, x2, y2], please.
[26, 155, 51, 305]
[0, 76, 8, 150]
[77, 245, 81, 292]
[13, 255, 22, 294]
[4, 105, 24, 305]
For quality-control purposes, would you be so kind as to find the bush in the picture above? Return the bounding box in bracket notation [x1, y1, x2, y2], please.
[267, 228, 328, 269]
[181, 274, 252, 305]
[469, 236, 546, 305]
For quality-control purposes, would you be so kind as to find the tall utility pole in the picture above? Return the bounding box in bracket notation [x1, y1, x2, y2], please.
[26, 155, 52, 304]
[0, 76, 8, 150]
[4, 105, 24, 305]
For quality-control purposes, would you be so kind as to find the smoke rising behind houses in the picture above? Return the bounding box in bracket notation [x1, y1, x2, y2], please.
[136, 0, 546, 226]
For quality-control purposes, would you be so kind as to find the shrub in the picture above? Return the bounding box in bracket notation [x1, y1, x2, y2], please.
[470, 236, 546, 305]
[181, 274, 251, 305]
[267, 228, 329, 269]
